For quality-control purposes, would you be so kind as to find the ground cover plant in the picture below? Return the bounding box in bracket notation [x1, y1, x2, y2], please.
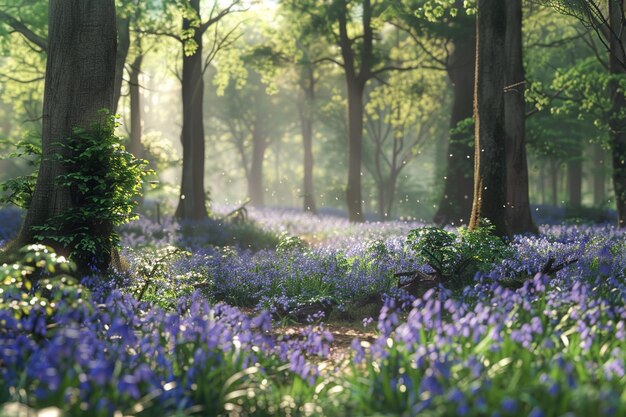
[1, 207, 626, 416]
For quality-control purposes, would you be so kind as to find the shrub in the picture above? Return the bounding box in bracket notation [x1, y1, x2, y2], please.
[30, 114, 153, 268]
[0, 138, 41, 209]
[406, 223, 512, 289]
[0, 244, 85, 321]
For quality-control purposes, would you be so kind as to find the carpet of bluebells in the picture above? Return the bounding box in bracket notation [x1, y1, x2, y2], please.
[1, 206, 626, 416]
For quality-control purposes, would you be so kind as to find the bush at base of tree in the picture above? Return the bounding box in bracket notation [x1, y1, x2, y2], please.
[29, 114, 153, 269]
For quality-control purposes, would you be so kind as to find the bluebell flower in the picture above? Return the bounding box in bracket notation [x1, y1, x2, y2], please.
[500, 397, 517, 413]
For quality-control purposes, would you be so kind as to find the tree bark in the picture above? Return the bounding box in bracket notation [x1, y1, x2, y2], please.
[609, 0, 626, 227]
[433, 24, 476, 226]
[593, 144, 607, 205]
[385, 173, 399, 220]
[298, 65, 317, 214]
[247, 117, 266, 207]
[346, 78, 365, 222]
[550, 161, 558, 206]
[469, 0, 508, 237]
[16, 0, 116, 267]
[113, 15, 130, 114]
[504, 0, 537, 235]
[175, 0, 208, 220]
[128, 53, 144, 160]
[540, 162, 546, 204]
[337, 0, 372, 223]
[567, 152, 583, 207]
[377, 185, 385, 221]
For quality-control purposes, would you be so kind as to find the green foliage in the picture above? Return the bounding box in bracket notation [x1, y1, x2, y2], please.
[413, 0, 476, 22]
[32, 115, 153, 268]
[130, 245, 194, 308]
[0, 244, 86, 320]
[0, 139, 41, 209]
[276, 233, 308, 253]
[449, 117, 474, 146]
[406, 224, 512, 289]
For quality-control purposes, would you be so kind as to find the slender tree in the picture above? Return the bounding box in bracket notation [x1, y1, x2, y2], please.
[14, 0, 117, 264]
[128, 50, 145, 160]
[297, 61, 318, 214]
[434, 23, 476, 226]
[262, 8, 326, 214]
[469, 0, 508, 236]
[363, 69, 445, 221]
[215, 70, 288, 207]
[170, 0, 242, 220]
[338, 0, 371, 222]
[391, 1, 476, 226]
[593, 144, 608, 205]
[113, 12, 130, 114]
[285, 0, 417, 222]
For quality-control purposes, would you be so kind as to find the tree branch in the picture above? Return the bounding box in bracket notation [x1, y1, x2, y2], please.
[0, 72, 44, 84]
[135, 28, 182, 43]
[0, 11, 47, 52]
[199, 1, 246, 34]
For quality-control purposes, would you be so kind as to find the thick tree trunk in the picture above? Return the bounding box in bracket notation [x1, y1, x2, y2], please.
[504, 0, 537, 235]
[113, 15, 130, 114]
[16, 0, 116, 267]
[434, 20, 476, 226]
[469, 0, 508, 237]
[248, 120, 266, 207]
[298, 67, 317, 214]
[128, 54, 144, 160]
[567, 152, 583, 207]
[346, 79, 365, 222]
[593, 144, 607, 205]
[175, 0, 208, 220]
[609, 0, 626, 227]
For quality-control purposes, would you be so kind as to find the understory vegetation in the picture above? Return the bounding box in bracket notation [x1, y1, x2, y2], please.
[1, 207, 625, 416]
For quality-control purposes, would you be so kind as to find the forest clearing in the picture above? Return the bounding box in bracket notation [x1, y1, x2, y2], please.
[1, 0, 626, 416]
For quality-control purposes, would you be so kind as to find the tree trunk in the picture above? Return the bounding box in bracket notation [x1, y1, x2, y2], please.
[539, 161, 546, 205]
[385, 174, 399, 220]
[609, 0, 626, 227]
[16, 0, 116, 268]
[113, 15, 130, 114]
[550, 161, 558, 206]
[469, 0, 508, 237]
[128, 53, 144, 160]
[175, 0, 208, 220]
[567, 152, 583, 207]
[377, 183, 385, 221]
[504, 0, 537, 235]
[346, 78, 365, 222]
[336, 0, 370, 223]
[593, 144, 606, 205]
[433, 19, 476, 226]
[298, 66, 317, 214]
[248, 118, 266, 207]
